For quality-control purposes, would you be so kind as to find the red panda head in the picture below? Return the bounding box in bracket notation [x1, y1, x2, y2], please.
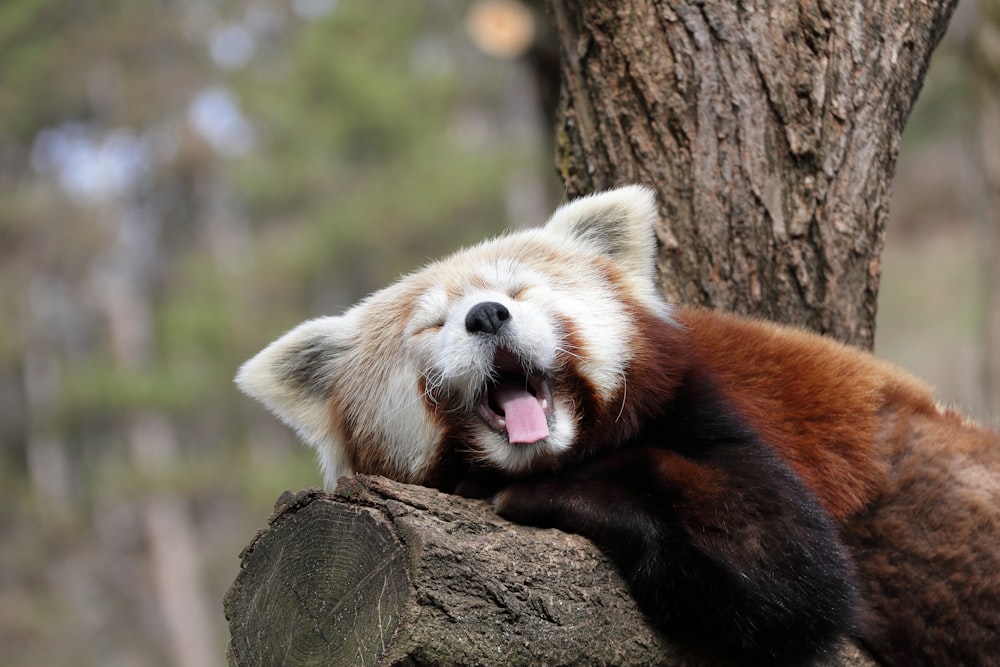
[236, 186, 677, 488]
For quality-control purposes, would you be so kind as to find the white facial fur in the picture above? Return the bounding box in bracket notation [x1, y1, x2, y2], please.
[236, 185, 673, 488]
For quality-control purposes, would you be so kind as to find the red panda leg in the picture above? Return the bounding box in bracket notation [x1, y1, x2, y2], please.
[493, 443, 858, 666]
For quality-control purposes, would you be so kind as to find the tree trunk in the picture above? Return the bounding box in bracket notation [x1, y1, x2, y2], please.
[225, 476, 875, 667]
[548, 0, 958, 348]
[100, 201, 218, 667]
[972, 0, 1000, 416]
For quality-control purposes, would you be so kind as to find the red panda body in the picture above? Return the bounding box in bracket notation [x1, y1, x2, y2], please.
[679, 308, 1000, 665]
[238, 187, 1000, 666]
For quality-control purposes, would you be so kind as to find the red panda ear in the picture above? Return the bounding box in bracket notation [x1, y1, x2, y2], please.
[542, 185, 659, 281]
[236, 314, 357, 452]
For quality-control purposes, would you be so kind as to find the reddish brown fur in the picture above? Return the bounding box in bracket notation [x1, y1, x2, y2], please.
[654, 452, 729, 523]
[677, 307, 941, 520]
[674, 307, 1000, 664]
[569, 300, 688, 458]
[332, 398, 395, 481]
[843, 410, 1000, 665]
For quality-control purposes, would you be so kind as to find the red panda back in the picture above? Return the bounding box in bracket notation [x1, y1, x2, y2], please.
[678, 307, 941, 520]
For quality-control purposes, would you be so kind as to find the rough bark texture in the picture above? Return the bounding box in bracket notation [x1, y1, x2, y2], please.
[225, 476, 876, 667]
[548, 0, 958, 348]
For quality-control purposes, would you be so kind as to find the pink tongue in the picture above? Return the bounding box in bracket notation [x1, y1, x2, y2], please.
[493, 380, 550, 444]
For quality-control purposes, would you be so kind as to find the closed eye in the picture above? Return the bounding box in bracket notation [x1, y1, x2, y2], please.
[508, 285, 530, 300]
[417, 320, 445, 334]
[408, 287, 450, 336]
[405, 316, 446, 338]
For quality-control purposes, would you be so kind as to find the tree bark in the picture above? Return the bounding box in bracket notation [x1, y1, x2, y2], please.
[548, 0, 958, 348]
[225, 476, 875, 667]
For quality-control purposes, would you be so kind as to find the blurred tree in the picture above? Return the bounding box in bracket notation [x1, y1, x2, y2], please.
[971, 0, 1000, 416]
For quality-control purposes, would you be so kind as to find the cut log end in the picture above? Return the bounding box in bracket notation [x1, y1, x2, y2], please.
[225, 486, 410, 667]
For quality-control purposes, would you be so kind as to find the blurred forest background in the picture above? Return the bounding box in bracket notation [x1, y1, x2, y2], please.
[0, 1, 997, 666]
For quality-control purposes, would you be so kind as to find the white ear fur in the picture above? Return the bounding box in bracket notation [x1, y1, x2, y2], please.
[235, 314, 357, 454]
[542, 185, 659, 279]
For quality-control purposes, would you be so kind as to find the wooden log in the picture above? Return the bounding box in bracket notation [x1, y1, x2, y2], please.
[225, 475, 876, 667]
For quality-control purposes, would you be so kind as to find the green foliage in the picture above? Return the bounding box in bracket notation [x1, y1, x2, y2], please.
[233, 0, 521, 299]
[0, 2, 547, 665]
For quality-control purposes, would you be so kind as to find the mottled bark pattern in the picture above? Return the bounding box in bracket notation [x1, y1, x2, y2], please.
[548, 0, 958, 347]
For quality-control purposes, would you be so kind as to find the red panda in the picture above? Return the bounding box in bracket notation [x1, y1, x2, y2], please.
[237, 186, 1000, 666]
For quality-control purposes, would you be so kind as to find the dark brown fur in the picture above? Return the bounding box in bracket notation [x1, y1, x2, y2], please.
[512, 306, 1000, 665]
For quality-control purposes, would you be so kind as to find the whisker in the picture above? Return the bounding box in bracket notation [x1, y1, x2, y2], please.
[614, 370, 628, 423]
[555, 345, 583, 361]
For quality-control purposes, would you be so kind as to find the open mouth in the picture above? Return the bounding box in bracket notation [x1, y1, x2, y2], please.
[477, 347, 553, 444]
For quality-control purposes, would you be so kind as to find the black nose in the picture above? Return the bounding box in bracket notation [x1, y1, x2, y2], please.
[465, 301, 511, 335]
